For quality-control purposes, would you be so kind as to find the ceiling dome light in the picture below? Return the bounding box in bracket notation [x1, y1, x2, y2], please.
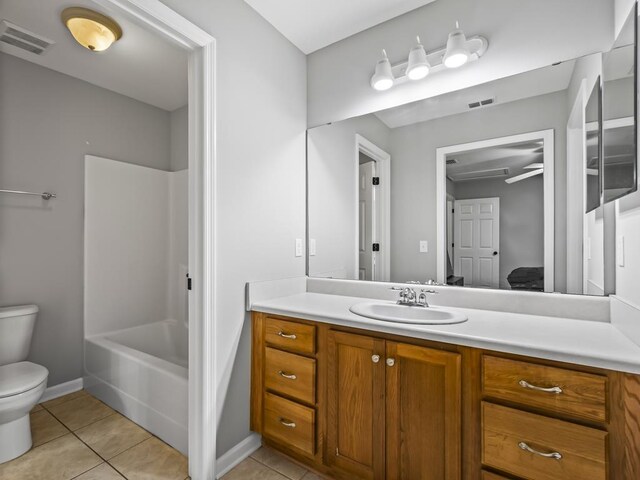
[61, 7, 122, 52]
[443, 22, 470, 69]
[406, 35, 430, 80]
[371, 49, 394, 91]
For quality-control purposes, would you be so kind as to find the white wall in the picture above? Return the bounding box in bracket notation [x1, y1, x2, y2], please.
[308, 115, 391, 278]
[156, 0, 307, 457]
[307, 0, 614, 126]
[615, 0, 637, 38]
[617, 190, 640, 306]
[0, 53, 172, 386]
[85, 156, 186, 335]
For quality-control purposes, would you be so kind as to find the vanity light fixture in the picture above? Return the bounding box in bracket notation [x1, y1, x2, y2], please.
[371, 49, 395, 91]
[61, 7, 122, 52]
[406, 36, 430, 80]
[443, 22, 470, 68]
[370, 22, 488, 91]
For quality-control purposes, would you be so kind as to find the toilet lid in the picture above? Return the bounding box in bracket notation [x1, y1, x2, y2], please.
[0, 362, 49, 398]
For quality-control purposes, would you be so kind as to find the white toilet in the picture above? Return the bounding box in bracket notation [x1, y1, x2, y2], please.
[0, 305, 49, 464]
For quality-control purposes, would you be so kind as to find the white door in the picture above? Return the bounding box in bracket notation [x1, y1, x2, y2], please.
[359, 161, 375, 280]
[453, 198, 500, 288]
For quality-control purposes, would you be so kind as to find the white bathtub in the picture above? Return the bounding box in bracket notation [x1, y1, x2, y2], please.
[84, 319, 188, 454]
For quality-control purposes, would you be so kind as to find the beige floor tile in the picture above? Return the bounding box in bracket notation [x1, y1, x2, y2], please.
[30, 409, 69, 447]
[47, 394, 115, 431]
[108, 437, 188, 480]
[31, 404, 43, 413]
[73, 462, 125, 479]
[251, 446, 307, 480]
[75, 413, 151, 460]
[42, 390, 89, 409]
[0, 433, 101, 480]
[222, 458, 289, 480]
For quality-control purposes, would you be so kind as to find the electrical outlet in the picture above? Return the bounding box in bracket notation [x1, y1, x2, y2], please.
[617, 236, 625, 267]
[295, 238, 303, 257]
[419, 240, 428, 253]
[309, 238, 317, 256]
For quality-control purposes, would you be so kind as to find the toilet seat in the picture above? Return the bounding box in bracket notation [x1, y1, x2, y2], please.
[0, 362, 48, 398]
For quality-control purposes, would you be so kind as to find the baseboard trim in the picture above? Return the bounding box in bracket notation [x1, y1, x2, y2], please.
[215, 433, 262, 478]
[40, 378, 84, 403]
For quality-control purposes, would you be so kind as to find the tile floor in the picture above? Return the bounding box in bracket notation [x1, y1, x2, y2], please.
[1, 390, 330, 480]
[224, 446, 330, 480]
[0, 390, 187, 480]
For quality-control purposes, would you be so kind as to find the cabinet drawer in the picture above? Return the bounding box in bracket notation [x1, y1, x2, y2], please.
[265, 347, 316, 404]
[482, 355, 607, 422]
[265, 317, 316, 354]
[481, 471, 511, 480]
[482, 402, 606, 480]
[264, 392, 315, 456]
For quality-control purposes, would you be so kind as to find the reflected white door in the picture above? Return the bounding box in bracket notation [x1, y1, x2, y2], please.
[359, 161, 375, 280]
[453, 198, 500, 288]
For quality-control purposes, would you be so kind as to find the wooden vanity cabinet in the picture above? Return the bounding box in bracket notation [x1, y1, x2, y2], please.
[251, 311, 640, 480]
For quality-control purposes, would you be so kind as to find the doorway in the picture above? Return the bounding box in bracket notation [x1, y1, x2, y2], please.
[355, 135, 391, 282]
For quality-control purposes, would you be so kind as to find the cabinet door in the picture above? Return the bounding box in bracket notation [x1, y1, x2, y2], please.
[386, 342, 462, 480]
[327, 330, 385, 480]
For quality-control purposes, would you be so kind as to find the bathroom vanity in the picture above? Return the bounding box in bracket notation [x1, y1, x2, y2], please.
[249, 289, 640, 480]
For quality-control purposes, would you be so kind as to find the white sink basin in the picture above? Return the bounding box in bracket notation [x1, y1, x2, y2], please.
[349, 302, 468, 325]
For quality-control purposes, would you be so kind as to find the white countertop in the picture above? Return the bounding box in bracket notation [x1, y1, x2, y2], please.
[252, 292, 640, 374]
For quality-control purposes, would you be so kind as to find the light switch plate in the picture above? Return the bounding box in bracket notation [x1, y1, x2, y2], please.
[295, 238, 303, 257]
[617, 236, 625, 267]
[309, 238, 316, 256]
[419, 240, 428, 253]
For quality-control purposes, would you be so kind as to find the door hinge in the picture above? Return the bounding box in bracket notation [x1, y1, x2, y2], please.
[372, 177, 380, 185]
[372, 243, 380, 252]
[186, 274, 192, 291]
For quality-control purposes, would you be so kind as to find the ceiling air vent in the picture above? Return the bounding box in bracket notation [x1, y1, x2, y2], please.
[0, 20, 55, 55]
[468, 97, 496, 109]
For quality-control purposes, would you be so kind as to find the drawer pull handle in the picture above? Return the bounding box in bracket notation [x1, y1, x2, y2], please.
[278, 370, 297, 380]
[386, 358, 395, 367]
[279, 418, 296, 428]
[372, 355, 380, 363]
[518, 442, 562, 460]
[277, 331, 297, 340]
[519, 379, 563, 394]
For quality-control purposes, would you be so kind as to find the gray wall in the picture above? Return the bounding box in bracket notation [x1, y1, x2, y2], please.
[0, 52, 172, 386]
[453, 176, 544, 289]
[389, 89, 568, 291]
[157, 0, 307, 458]
[170, 105, 188, 171]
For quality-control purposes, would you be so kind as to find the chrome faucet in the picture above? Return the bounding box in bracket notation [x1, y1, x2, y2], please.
[390, 287, 437, 307]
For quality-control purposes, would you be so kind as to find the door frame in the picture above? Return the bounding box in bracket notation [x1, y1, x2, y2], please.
[94, 1, 217, 478]
[355, 134, 391, 281]
[436, 129, 555, 292]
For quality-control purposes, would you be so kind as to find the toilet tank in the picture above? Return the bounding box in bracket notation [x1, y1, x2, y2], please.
[0, 305, 39, 366]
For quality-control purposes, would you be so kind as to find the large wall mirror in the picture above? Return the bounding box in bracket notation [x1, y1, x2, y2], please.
[307, 2, 638, 296]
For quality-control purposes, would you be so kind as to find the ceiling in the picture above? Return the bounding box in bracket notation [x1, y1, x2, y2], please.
[447, 140, 544, 183]
[0, 0, 188, 111]
[375, 60, 576, 129]
[243, 0, 437, 54]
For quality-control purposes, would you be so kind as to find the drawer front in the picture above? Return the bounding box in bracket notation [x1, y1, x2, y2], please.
[482, 402, 607, 480]
[265, 317, 316, 355]
[264, 392, 315, 456]
[481, 471, 511, 480]
[482, 355, 607, 422]
[265, 347, 316, 404]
